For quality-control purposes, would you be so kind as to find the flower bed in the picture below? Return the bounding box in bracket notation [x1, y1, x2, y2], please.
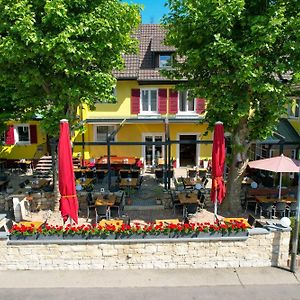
[9, 220, 248, 240]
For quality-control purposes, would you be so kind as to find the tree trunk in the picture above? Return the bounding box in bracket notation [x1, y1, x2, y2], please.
[49, 138, 60, 211]
[220, 118, 251, 215]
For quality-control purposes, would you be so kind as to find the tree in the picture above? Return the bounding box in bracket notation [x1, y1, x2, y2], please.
[163, 0, 300, 213]
[0, 0, 140, 210]
[0, 0, 140, 134]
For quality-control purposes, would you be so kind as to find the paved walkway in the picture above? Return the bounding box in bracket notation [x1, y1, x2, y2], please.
[0, 267, 299, 288]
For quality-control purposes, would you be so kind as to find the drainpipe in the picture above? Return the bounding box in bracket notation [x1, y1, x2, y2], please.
[107, 136, 111, 191]
[80, 105, 85, 166]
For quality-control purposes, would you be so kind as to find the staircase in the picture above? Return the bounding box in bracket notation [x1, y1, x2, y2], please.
[33, 156, 53, 179]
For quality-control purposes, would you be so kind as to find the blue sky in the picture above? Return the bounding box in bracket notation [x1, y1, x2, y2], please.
[124, 0, 168, 24]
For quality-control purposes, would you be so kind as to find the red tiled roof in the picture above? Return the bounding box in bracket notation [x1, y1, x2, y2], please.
[113, 24, 176, 82]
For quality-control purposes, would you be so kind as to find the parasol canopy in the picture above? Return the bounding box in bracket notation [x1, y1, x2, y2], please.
[248, 154, 300, 199]
[210, 122, 226, 217]
[58, 119, 78, 224]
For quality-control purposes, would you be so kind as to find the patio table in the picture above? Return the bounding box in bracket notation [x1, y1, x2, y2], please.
[255, 196, 296, 204]
[119, 178, 138, 188]
[30, 179, 50, 190]
[177, 192, 199, 204]
[182, 177, 202, 189]
[95, 195, 116, 206]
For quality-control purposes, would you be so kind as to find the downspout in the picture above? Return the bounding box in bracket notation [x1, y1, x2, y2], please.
[80, 105, 85, 166]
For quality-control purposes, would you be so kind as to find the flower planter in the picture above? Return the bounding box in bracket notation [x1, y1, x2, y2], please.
[37, 234, 63, 240]
[9, 234, 38, 240]
[63, 234, 88, 240]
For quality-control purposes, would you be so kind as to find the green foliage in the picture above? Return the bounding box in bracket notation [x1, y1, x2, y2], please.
[0, 0, 141, 136]
[163, 0, 300, 141]
[290, 218, 300, 254]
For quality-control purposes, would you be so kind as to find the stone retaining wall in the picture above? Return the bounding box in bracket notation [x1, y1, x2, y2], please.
[0, 230, 290, 270]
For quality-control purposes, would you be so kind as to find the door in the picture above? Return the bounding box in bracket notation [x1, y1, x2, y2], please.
[144, 135, 164, 167]
[179, 135, 196, 167]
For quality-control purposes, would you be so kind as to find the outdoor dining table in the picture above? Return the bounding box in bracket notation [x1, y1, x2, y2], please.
[177, 192, 199, 204]
[95, 194, 116, 206]
[119, 178, 138, 188]
[255, 196, 296, 204]
[182, 177, 202, 189]
[30, 178, 49, 190]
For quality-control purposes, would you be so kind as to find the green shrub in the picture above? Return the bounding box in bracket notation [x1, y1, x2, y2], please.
[289, 218, 300, 254]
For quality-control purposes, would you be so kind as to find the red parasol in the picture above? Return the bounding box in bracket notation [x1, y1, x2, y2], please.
[58, 119, 78, 224]
[210, 122, 226, 216]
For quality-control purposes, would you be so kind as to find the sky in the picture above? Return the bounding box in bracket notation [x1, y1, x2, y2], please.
[124, 0, 169, 24]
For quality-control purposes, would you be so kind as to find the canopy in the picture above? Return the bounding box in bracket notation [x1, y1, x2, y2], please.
[248, 154, 300, 199]
[58, 119, 78, 223]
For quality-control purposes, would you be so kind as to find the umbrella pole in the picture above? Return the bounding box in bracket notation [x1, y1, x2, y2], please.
[279, 172, 282, 200]
[291, 172, 300, 273]
[214, 191, 218, 221]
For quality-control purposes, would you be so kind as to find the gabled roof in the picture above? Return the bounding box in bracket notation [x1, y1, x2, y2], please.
[113, 24, 176, 82]
[259, 118, 300, 145]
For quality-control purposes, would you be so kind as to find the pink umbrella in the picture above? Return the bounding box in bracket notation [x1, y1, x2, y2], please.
[210, 122, 226, 218]
[248, 154, 300, 199]
[58, 119, 78, 224]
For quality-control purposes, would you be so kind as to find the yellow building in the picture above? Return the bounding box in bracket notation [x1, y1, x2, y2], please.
[73, 25, 213, 168]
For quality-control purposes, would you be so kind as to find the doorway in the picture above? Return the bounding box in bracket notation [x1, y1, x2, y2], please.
[143, 134, 164, 167]
[179, 135, 197, 167]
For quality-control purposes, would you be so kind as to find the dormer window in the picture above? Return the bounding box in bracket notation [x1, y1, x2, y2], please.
[159, 54, 172, 69]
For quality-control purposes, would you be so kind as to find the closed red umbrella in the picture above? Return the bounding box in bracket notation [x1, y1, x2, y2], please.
[58, 119, 78, 224]
[210, 122, 226, 217]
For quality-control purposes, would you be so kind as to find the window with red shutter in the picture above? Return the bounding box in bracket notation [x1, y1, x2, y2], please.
[196, 98, 206, 114]
[5, 125, 15, 145]
[169, 89, 178, 114]
[131, 89, 140, 114]
[158, 89, 167, 114]
[30, 125, 38, 144]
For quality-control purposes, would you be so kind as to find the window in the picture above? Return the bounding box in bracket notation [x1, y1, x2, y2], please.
[95, 126, 116, 142]
[178, 91, 195, 112]
[288, 98, 300, 118]
[15, 125, 30, 144]
[159, 54, 172, 69]
[141, 89, 158, 113]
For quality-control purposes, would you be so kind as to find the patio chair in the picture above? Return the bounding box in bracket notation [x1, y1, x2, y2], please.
[120, 170, 130, 179]
[95, 170, 106, 183]
[183, 203, 198, 219]
[155, 169, 164, 183]
[131, 170, 140, 178]
[198, 193, 206, 209]
[259, 202, 275, 219]
[274, 202, 287, 218]
[173, 178, 184, 191]
[95, 205, 110, 223]
[187, 169, 197, 179]
[287, 202, 298, 217]
[86, 192, 95, 221]
[170, 191, 183, 215]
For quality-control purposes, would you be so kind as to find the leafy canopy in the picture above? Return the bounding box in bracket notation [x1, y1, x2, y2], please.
[163, 0, 300, 141]
[0, 0, 140, 136]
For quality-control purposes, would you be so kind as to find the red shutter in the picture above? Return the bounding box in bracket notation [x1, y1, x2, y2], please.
[169, 89, 178, 114]
[131, 89, 140, 114]
[30, 125, 37, 144]
[5, 125, 15, 145]
[158, 89, 167, 114]
[196, 98, 206, 114]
